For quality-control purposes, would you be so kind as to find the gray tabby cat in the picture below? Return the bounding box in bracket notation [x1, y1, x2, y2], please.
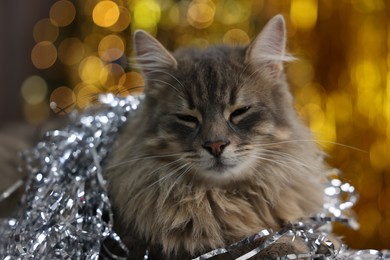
[106, 15, 326, 259]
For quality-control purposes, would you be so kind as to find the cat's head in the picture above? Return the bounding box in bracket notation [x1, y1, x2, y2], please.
[132, 15, 314, 184]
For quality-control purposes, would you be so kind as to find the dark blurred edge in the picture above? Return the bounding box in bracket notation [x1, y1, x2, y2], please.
[0, 0, 52, 127]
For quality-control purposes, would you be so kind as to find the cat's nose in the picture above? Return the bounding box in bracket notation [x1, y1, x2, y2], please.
[202, 140, 230, 157]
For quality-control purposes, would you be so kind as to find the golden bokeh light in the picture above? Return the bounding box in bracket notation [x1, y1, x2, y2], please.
[216, 0, 249, 25]
[187, 0, 216, 29]
[104, 63, 125, 87]
[33, 18, 59, 43]
[78, 56, 107, 85]
[118, 71, 144, 95]
[109, 6, 131, 32]
[92, 1, 120, 28]
[133, 0, 161, 30]
[49, 0, 76, 27]
[98, 34, 125, 62]
[31, 41, 57, 69]
[49, 86, 76, 115]
[74, 82, 102, 108]
[58, 38, 85, 65]
[21, 75, 48, 105]
[351, 0, 384, 13]
[222, 29, 250, 45]
[287, 59, 315, 87]
[290, 0, 318, 30]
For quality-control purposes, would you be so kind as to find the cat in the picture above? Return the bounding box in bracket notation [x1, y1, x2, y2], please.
[106, 15, 326, 259]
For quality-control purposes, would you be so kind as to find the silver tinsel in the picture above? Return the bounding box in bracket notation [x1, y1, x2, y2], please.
[0, 94, 389, 259]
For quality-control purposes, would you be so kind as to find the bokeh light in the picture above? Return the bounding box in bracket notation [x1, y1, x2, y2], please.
[98, 34, 125, 62]
[33, 18, 59, 43]
[74, 82, 101, 109]
[31, 41, 57, 69]
[21, 76, 48, 105]
[133, 0, 161, 31]
[92, 1, 120, 28]
[290, 0, 318, 30]
[58, 38, 85, 66]
[118, 71, 144, 95]
[78, 56, 107, 85]
[49, 0, 76, 27]
[49, 86, 76, 115]
[18, 0, 390, 250]
[222, 29, 250, 45]
[109, 6, 132, 32]
[187, 0, 216, 29]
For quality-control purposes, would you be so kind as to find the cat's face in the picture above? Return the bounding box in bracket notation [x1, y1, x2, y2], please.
[134, 15, 300, 183]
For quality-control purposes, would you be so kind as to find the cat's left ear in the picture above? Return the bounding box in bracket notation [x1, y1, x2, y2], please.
[246, 15, 294, 77]
[133, 30, 177, 75]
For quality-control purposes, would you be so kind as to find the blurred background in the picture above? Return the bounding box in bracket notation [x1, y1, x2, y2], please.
[0, 0, 389, 250]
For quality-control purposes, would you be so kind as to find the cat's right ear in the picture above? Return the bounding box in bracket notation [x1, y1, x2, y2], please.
[246, 15, 294, 78]
[133, 30, 177, 76]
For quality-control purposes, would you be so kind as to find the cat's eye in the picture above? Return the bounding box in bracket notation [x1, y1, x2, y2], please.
[176, 114, 199, 124]
[230, 106, 251, 118]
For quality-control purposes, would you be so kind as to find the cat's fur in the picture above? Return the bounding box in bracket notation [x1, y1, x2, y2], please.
[107, 15, 326, 259]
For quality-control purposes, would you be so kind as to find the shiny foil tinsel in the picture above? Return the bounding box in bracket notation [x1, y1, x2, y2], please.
[0, 94, 389, 259]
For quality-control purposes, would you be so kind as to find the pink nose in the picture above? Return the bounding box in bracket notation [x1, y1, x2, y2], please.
[202, 140, 230, 157]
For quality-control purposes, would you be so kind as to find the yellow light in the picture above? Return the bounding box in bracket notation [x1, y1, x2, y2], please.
[79, 56, 107, 84]
[49, 86, 76, 115]
[217, 0, 248, 25]
[287, 59, 315, 87]
[84, 33, 104, 52]
[98, 34, 125, 62]
[370, 139, 390, 170]
[294, 82, 325, 108]
[133, 0, 161, 29]
[118, 72, 144, 95]
[187, 0, 216, 29]
[290, 0, 318, 30]
[168, 4, 180, 26]
[21, 75, 48, 105]
[351, 0, 385, 13]
[104, 63, 125, 87]
[222, 29, 250, 45]
[109, 6, 131, 32]
[49, 0, 76, 27]
[74, 83, 101, 108]
[352, 59, 382, 117]
[358, 204, 382, 239]
[33, 18, 59, 43]
[58, 38, 85, 65]
[93, 1, 120, 28]
[31, 41, 57, 69]
[326, 91, 353, 124]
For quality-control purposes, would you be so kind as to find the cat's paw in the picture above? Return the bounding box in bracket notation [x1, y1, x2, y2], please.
[253, 236, 309, 259]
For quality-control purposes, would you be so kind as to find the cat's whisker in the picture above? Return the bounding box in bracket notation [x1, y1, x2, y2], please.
[252, 150, 316, 170]
[106, 153, 184, 170]
[148, 161, 191, 190]
[145, 69, 186, 90]
[147, 78, 181, 93]
[252, 139, 366, 152]
[159, 163, 194, 204]
[248, 154, 304, 170]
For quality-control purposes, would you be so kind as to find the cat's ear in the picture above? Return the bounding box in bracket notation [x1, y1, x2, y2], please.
[133, 30, 177, 75]
[247, 15, 294, 77]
